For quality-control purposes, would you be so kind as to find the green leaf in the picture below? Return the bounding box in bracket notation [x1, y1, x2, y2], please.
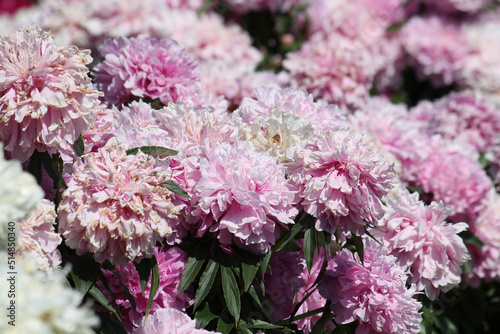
[194, 259, 219, 310]
[178, 243, 208, 294]
[260, 250, 272, 276]
[144, 256, 159, 322]
[27, 151, 43, 184]
[364, 228, 382, 246]
[351, 234, 364, 265]
[304, 226, 317, 274]
[126, 146, 178, 157]
[89, 286, 121, 321]
[249, 319, 284, 329]
[134, 257, 153, 295]
[421, 300, 435, 334]
[310, 302, 334, 334]
[221, 265, 241, 323]
[460, 231, 484, 247]
[41, 152, 67, 189]
[162, 180, 191, 198]
[70, 271, 94, 296]
[72, 134, 85, 158]
[241, 254, 259, 292]
[216, 317, 234, 334]
[195, 302, 219, 329]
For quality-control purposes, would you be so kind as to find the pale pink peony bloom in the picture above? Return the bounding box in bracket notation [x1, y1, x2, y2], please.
[192, 140, 299, 253]
[373, 188, 470, 300]
[416, 143, 493, 222]
[100, 246, 193, 332]
[133, 306, 220, 334]
[264, 251, 305, 321]
[284, 32, 376, 110]
[290, 129, 396, 240]
[401, 15, 468, 87]
[93, 35, 201, 106]
[0, 26, 101, 161]
[318, 239, 422, 334]
[58, 139, 181, 265]
[16, 199, 61, 271]
[233, 84, 348, 133]
[349, 97, 430, 183]
[410, 91, 500, 152]
[464, 193, 500, 286]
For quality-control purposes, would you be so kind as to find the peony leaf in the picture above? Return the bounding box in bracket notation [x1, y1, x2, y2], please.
[88, 286, 122, 321]
[40, 152, 67, 189]
[216, 317, 235, 334]
[304, 226, 317, 274]
[195, 302, 219, 329]
[144, 255, 159, 323]
[177, 243, 209, 294]
[134, 257, 153, 296]
[241, 253, 260, 293]
[221, 265, 241, 323]
[194, 259, 219, 310]
[126, 146, 178, 157]
[351, 234, 364, 265]
[310, 301, 333, 334]
[72, 134, 85, 158]
[162, 180, 191, 198]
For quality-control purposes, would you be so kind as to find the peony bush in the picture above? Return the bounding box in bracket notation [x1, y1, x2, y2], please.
[1, 1, 500, 334]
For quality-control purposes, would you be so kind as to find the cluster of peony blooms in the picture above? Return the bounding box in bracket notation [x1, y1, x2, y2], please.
[1, 1, 500, 333]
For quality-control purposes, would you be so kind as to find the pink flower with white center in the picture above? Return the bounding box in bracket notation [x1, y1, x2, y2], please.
[318, 238, 422, 334]
[291, 129, 396, 240]
[401, 15, 467, 87]
[16, 199, 61, 271]
[464, 193, 500, 286]
[58, 139, 181, 265]
[93, 35, 201, 106]
[264, 251, 305, 321]
[233, 84, 348, 133]
[0, 26, 101, 161]
[416, 144, 493, 222]
[100, 247, 193, 332]
[284, 32, 376, 110]
[192, 140, 299, 253]
[373, 188, 470, 300]
[133, 306, 220, 334]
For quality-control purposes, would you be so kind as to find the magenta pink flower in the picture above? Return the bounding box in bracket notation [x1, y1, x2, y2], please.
[410, 91, 500, 153]
[58, 139, 182, 265]
[318, 239, 422, 334]
[291, 130, 396, 240]
[0, 0, 33, 14]
[401, 15, 467, 86]
[0, 26, 102, 161]
[133, 306, 220, 334]
[192, 141, 299, 253]
[93, 35, 201, 106]
[233, 84, 347, 133]
[100, 246, 193, 332]
[264, 251, 305, 321]
[423, 0, 489, 14]
[373, 188, 470, 300]
[284, 32, 376, 110]
[16, 199, 61, 271]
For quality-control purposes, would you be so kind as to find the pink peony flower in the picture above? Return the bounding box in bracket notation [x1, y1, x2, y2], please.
[0, 26, 102, 161]
[464, 193, 500, 286]
[93, 35, 201, 106]
[290, 129, 396, 240]
[410, 91, 500, 153]
[401, 15, 468, 87]
[416, 144, 493, 222]
[233, 84, 348, 133]
[263, 251, 305, 321]
[284, 32, 376, 110]
[373, 188, 470, 300]
[318, 239, 422, 334]
[133, 306, 220, 334]
[349, 97, 430, 183]
[58, 139, 182, 265]
[192, 140, 299, 253]
[100, 246, 193, 332]
[16, 199, 61, 271]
